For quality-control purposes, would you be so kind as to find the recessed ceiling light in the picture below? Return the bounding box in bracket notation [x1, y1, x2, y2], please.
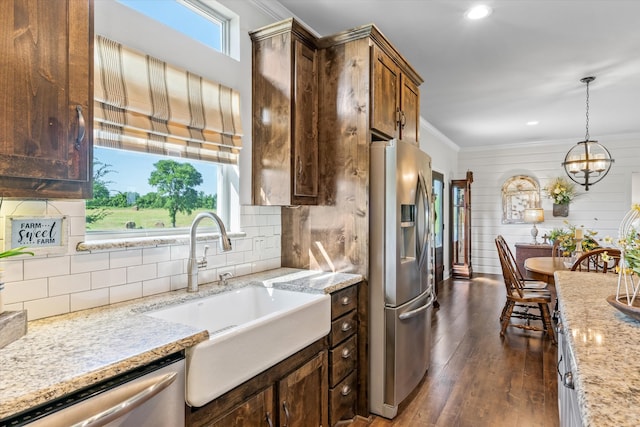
[465, 5, 492, 20]
[526, 121, 539, 126]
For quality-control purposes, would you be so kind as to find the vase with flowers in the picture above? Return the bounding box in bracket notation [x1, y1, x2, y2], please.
[543, 176, 579, 217]
[548, 220, 600, 258]
[0, 246, 34, 315]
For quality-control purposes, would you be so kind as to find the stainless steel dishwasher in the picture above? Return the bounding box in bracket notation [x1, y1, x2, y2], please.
[1, 352, 185, 427]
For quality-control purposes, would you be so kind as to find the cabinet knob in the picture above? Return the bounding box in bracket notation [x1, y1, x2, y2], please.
[341, 296, 350, 306]
[341, 385, 351, 396]
[341, 322, 352, 332]
[341, 348, 351, 359]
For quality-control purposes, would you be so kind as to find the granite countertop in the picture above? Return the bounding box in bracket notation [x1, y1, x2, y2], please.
[554, 270, 640, 427]
[0, 267, 362, 420]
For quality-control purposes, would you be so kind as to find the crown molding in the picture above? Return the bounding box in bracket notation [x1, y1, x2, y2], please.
[420, 117, 460, 151]
[247, 0, 321, 37]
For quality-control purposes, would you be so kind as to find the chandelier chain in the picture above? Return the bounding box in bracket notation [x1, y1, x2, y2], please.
[585, 79, 590, 140]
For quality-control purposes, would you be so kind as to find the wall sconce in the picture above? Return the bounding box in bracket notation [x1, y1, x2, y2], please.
[562, 77, 614, 191]
[524, 208, 544, 244]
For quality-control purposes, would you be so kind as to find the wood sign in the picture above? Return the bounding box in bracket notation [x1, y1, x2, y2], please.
[6, 216, 67, 253]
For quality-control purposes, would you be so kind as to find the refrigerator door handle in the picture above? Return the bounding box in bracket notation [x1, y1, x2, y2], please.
[416, 172, 431, 269]
[398, 294, 434, 320]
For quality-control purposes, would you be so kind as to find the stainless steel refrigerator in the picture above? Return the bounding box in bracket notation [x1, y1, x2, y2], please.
[369, 139, 434, 419]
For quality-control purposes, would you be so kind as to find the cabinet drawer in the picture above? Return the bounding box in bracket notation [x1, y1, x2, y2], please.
[331, 286, 357, 320]
[330, 310, 356, 346]
[329, 335, 357, 387]
[329, 370, 356, 426]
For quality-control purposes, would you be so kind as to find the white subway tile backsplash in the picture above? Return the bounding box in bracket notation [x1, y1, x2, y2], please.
[198, 267, 218, 285]
[25, 295, 70, 320]
[0, 259, 25, 282]
[24, 256, 70, 280]
[110, 282, 143, 304]
[170, 274, 187, 291]
[127, 263, 157, 283]
[142, 277, 171, 296]
[2, 206, 281, 319]
[4, 278, 48, 303]
[225, 251, 245, 265]
[110, 249, 142, 268]
[157, 259, 183, 278]
[71, 288, 110, 311]
[49, 273, 91, 296]
[69, 216, 87, 237]
[170, 244, 189, 260]
[91, 268, 127, 289]
[235, 263, 253, 277]
[142, 246, 171, 264]
[71, 252, 110, 274]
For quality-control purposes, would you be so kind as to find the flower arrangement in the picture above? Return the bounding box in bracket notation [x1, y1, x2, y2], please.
[607, 204, 640, 276]
[543, 176, 578, 205]
[549, 221, 599, 256]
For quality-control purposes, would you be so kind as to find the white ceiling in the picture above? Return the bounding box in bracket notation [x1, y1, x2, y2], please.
[270, 0, 640, 148]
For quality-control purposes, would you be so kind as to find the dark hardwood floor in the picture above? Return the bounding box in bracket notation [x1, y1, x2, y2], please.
[355, 273, 559, 427]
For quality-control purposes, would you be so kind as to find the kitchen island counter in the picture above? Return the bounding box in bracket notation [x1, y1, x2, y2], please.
[554, 270, 640, 426]
[0, 268, 361, 420]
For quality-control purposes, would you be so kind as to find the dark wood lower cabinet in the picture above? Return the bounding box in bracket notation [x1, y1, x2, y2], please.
[279, 351, 328, 426]
[209, 387, 275, 427]
[185, 339, 328, 427]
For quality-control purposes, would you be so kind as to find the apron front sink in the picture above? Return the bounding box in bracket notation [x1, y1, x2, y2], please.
[145, 285, 331, 407]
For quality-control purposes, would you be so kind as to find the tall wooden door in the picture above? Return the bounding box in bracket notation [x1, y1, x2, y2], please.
[432, 171, 445, 296]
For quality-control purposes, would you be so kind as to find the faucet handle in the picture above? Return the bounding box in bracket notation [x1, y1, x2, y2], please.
[198, 245, 209, 268]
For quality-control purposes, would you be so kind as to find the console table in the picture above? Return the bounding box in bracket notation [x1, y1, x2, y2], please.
[515, 243, 553, 278]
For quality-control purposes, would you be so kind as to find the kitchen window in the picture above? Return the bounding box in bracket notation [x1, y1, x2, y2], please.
[88, 34, 243, 239]
[117, 0, 239, 59]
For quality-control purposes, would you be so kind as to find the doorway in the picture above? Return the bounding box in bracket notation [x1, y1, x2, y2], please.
[432, 171, 444, 293]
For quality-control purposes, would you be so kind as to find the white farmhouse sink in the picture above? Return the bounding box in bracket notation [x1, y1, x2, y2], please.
[145, 286, 331, 407]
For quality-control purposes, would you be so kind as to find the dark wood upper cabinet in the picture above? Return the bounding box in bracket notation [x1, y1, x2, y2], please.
[0, 0, 93, 199]
[250, 19, 319, 206]
[370, 44, 421, 144]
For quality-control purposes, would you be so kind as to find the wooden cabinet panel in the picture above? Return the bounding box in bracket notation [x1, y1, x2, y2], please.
[371, 45, 399, 139]
[251, 19, 318, 206]
[293, 40, 318, 199]
[400, 75, 420, 144]
[329, 335, 357, 387]
[0, 0, 93, 198]
[329, 310, 357, 347]
[329, 371, 357, 426]
[331, 285, 357, 320]
[209, 387, 275, 427]
[278, 350, 328, 427]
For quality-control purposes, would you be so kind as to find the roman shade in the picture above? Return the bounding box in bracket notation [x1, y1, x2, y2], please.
[94, 35, 242, 165]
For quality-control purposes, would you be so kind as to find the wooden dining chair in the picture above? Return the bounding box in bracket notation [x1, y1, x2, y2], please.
[495, 236, 555, 343]
[571, 248, 621, 273]
[495, 235, 548, 290]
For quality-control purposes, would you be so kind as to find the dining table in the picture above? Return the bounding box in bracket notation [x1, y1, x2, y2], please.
[524, 256, 569, 285]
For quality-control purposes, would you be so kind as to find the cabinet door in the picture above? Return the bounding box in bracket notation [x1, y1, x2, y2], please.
[292, 39, 318, 200]
[400, 75, 420, 144]
[278, 350, 328, 427]
[370, 45, 400, 139]
[210, 386, 275, 427]
[0, 0, 92, 198]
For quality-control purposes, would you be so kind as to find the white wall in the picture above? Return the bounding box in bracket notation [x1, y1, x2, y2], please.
[419, 118, 459, 280]
[458, 134, 640, 275]
[0, 1, 282, 320]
